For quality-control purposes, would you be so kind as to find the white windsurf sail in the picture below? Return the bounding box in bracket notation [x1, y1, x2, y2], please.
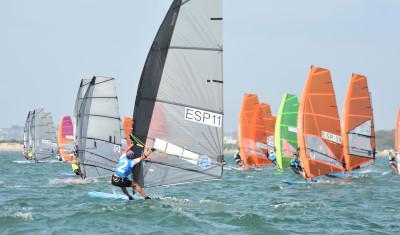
[31, 109, 58, 161]
[132, 0, 224, 187]
[23, 111, 33, 155]
[76, 76, 122, 179]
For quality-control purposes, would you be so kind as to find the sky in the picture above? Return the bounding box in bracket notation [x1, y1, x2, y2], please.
[0, 0, 399, 133]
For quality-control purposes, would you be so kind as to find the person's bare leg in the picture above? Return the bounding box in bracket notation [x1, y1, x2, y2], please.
[133, 183, 148, 198]
[391, 165, 398, 174]
[121, 187, 131, 198]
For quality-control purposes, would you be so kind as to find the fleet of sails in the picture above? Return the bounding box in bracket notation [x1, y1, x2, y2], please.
[20, 0, 385, 189]
[237, 65, 377, 180]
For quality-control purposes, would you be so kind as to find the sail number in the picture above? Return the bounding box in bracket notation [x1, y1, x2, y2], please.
[321, 131, 342, 144]
[184, 107, 222, 128]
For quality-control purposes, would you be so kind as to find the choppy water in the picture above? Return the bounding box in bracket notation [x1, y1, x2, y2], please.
[1, 152, 399, 234]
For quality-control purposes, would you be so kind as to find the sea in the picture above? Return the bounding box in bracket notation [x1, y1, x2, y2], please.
[0, 151, 399, 235]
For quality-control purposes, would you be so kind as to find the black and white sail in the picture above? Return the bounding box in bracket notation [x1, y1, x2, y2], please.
[31, 109, 58, 161]
[132, 0, 224, 187]
[23, 111, 34, 155]
[73, 78, 92, 133]
[76, 76, 122, 179]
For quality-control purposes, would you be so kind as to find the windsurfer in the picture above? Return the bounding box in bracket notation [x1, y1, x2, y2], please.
[111, 148, 152, 200]
[233, 150, 243, 167]
[389, 152, 398, 174]
[27, 148, 33, 160]
[71, 158, 81, 176]
[268, 149, 277, 166]
[290, 153, 304, 176]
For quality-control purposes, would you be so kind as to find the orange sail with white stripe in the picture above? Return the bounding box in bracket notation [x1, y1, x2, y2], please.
[298, 66, 344, 178]
[57, 115, 75, 161]
[238, 94, 275, 168]
[342, 74, 375, 171]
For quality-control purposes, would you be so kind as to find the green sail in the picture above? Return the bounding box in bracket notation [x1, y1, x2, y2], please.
[275, 93, 299, 169]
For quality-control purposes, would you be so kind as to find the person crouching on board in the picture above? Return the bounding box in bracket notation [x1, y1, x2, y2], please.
[111, 149, 152, 200]
[71, 158, 81, 176]
[389, 151, 398, 174]
[290, 153, 305, 177]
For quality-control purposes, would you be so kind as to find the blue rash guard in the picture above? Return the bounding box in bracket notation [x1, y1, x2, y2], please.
[268, 154, 277, 165]
[114, 154, 141, 178]
[290, 159, 302, 175]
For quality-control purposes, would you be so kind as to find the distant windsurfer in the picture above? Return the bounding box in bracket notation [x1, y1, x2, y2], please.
[268, 149, 277, 166]
[111, 148, 152, 200]
[233, 150, 243, 167]
[389, 152, 398, 174]
[290, 153, 304, 176]
[27, 148, 33, 160]
[71, 158, 81, 176]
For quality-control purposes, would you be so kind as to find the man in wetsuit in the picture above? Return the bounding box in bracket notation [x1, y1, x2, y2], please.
[290, 153, 303, 175]
[233, 150, 243, 167]
[389, 151, 398, 174]
[111, 148, 152, 200]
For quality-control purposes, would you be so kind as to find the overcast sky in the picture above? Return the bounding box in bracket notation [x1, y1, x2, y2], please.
[0, 0, 399, 132]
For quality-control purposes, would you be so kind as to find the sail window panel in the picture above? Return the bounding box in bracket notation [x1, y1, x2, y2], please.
[350, 120, 371, 136]
[143, 160, 220, 187]
[148, 102, 222, 163]
[348, 120, 373, 157]
[305, 135, 341, 167]
[348, 133, 373, 157]
[79, 135, 121, 178]
[81, 140, 120, 178]
[157, 50, 222, 113]
[170, 0, 222, 49]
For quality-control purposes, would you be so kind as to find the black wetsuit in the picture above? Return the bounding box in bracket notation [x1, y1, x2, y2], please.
[234, 152, 243, 167]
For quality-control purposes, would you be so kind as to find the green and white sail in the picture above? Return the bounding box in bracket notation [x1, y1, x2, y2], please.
[275, 94, 298, 169]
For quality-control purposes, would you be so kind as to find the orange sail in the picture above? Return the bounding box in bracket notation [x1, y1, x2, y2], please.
[122, 116, 134, 147]
[298, 66, 344, 178]
[395, 110, 400, 171]
[396, 110, 400, 154]
[342, 74, 375, 171]
[238, 94, 274, 168]
[57, 115, 75, 161]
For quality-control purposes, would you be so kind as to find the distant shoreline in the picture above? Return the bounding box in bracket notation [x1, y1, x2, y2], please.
[0, 143, 390, 157]
[0, 143, 23, 152]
